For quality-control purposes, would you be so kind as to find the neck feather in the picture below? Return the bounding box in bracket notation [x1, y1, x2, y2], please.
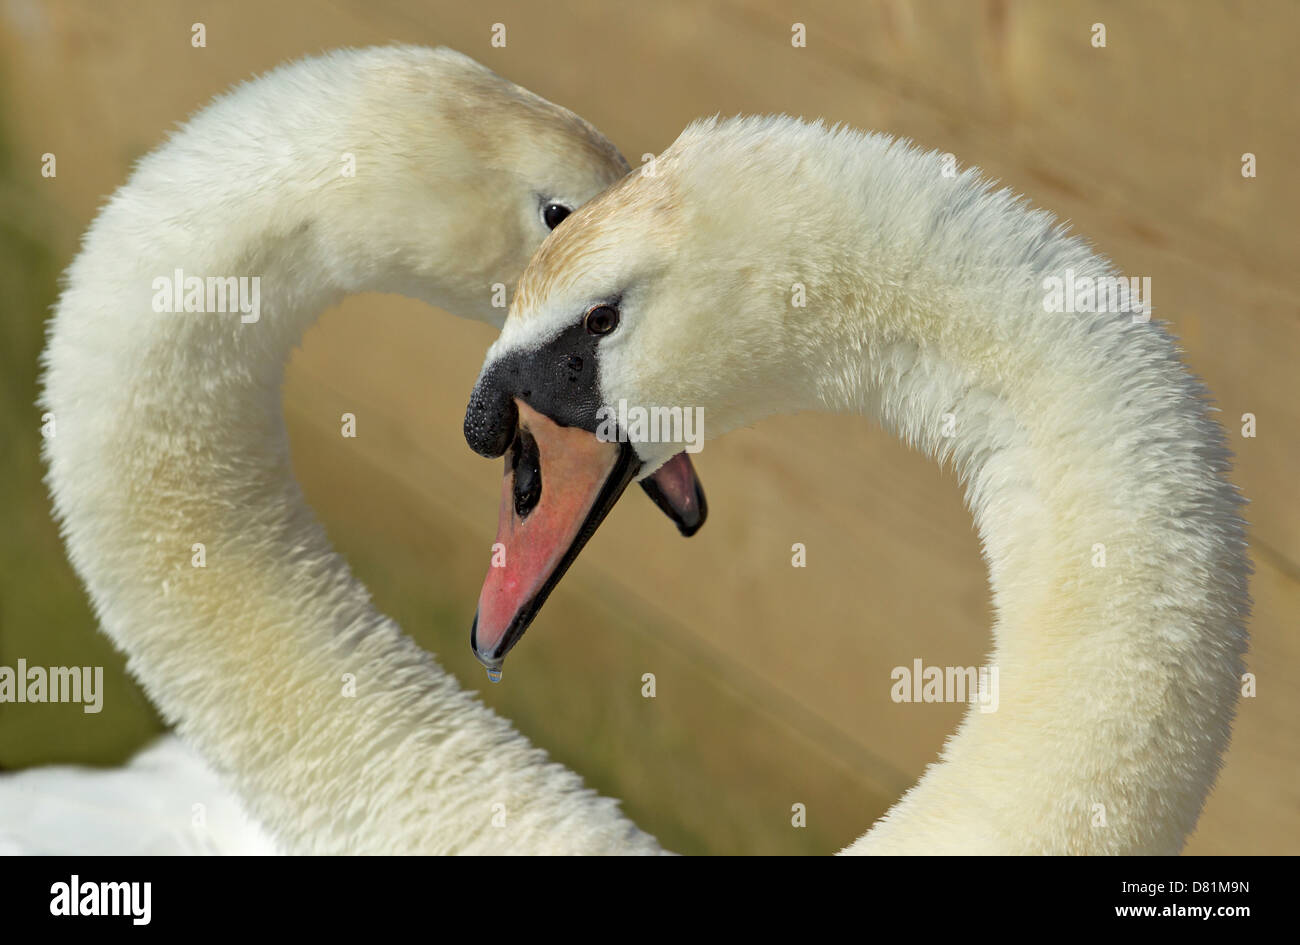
[42, 108, 659, 855]
[791, 141, 1250, 853]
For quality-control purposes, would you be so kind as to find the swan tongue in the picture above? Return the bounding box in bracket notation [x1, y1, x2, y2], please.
[471, 400, 638, 669]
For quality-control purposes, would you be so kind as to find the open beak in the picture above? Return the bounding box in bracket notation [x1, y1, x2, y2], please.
[471, 399, 705, 671]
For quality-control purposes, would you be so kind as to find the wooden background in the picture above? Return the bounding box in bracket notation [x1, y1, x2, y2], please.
[1, 0, 1294, 853]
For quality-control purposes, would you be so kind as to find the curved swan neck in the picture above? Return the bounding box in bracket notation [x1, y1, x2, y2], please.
[770, 134, 1249, 853]
[43, 48, 660, 854]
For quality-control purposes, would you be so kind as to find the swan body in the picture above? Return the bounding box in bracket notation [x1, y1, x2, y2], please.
[0, 735, 278, 855]
[468, 116, 1251, 854]
[38, 45, 665, 854]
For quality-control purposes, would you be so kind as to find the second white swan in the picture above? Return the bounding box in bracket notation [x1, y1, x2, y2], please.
[463, 116, 1251, 855]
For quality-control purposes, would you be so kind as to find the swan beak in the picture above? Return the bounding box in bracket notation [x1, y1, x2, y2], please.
[472, 400, 638, 669]
[639, 452, 708, 537]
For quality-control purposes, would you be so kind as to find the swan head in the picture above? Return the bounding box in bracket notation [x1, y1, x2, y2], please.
[321, 47, 631, 325]
[463, 117, 827, 668]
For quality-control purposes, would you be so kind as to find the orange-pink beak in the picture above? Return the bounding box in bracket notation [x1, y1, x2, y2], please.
[471, 399, 705, 671]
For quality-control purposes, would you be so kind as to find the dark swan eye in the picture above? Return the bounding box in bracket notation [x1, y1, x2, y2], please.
[542, 203, 571, 229]
[583, 304, 619, 336]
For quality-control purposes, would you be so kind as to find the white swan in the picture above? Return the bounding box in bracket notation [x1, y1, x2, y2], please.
[0, 735, 277, 855]
[463, 116, 1251, 854]
[34, 45, 673, 854]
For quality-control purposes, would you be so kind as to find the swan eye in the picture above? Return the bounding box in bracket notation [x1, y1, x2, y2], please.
[583, 304, 619, 336]
[542, 203, 571, 229]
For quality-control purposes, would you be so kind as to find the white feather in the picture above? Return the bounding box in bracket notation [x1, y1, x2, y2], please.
[32, 45, 658, 855]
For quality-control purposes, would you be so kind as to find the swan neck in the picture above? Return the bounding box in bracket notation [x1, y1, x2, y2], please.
[796, 161, 1249, 853]
[42, 90, 658, 855]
